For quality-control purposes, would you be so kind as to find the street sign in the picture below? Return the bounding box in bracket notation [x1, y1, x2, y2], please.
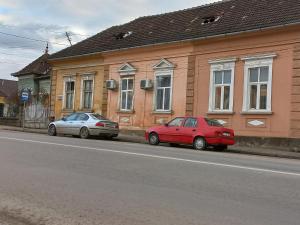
[21, 91, 29, 102]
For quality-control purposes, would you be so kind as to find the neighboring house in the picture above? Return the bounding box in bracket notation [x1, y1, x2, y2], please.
[49, 0, 300, 140]
[0, 79, 18, 118]
[12, 50, 51, 128]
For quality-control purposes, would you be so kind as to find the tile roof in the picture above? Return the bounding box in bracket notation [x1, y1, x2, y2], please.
[12, 53, 51, 77]
[50, 0, 300, 60]
[0, 79, 17, 100]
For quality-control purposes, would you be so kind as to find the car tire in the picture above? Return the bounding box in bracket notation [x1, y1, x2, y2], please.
[193, 137, 207, 150]
[80, 127, 90, 139]
[48, 125, 57, 136]
[149, 132, 160, 145]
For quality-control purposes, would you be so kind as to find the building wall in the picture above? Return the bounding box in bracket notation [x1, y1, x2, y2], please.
[51, 57, 106, 119]
[193, 28, 298, 138]
[104, 44, 192, 129]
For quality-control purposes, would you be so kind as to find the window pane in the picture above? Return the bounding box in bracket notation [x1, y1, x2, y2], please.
[66, 113, 77, 121]
[250, 68, 259, 82]
[128, 79, 134, 90]
[121, 79, 128, 90]
[260, 67, 269, 82]
[66, 93, 73, 109]
[214, 86, 222, 110]
[84, 92, 92, 108]
[164, 88, 171, 110]
[121, 92, 126, 109]
[223, 70, 231, 84]
[250, 85, 257, 109]
[127, 91, 133, 110]
[223, 86, 230, 110]
[260, 84, 268, 110]
[168, 118, 184, 127]
[157, 76, 171, 87]
[156, 89, 163, 110]
[184, 118, 198, 128]
[214, 71, 222, 84]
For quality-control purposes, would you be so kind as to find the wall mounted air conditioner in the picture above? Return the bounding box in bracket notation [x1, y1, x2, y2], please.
[140, 79, 153, 90]
[106, 80, 117, 90]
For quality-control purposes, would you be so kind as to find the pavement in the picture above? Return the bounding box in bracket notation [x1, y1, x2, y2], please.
[0, 130, 300, 225]
[0, 125, 299, 160]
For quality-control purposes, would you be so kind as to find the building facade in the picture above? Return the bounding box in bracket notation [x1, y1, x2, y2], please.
[49, 0, 300, 139]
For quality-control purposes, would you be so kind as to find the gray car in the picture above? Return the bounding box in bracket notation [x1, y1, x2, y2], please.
[48, 113, 119, 139]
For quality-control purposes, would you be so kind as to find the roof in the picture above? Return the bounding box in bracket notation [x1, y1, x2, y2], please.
[0, 79, 17, 100]
[12, 53, 51, 77]
[50, 0, 300, 60]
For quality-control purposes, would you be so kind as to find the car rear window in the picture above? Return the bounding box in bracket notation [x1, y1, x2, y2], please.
[90, 114, 107, 120]
[205, 118, 223, 127]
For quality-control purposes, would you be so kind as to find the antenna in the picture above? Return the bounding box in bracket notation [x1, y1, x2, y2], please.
[65, 32, 72, 46]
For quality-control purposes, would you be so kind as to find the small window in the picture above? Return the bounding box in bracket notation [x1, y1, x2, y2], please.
[205, 118, 223, 127]
[155, 74, 172, 111]
[65, 81, 75, 109]
[120, 78, 134, 111]
[77, 113, 89, 121]
[82, 80, 93, 109]
[65, 113, 78, 121]
[202, 16, 221, 25]
[184, 118, 198, 128]
[168, 117, 185, 127]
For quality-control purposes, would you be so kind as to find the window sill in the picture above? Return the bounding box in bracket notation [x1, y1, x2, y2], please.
[207, 111, 235, 115]
[78, 109, 93, 113]
[151, 110, 174, 115]
[62, 109, 75, 113]
[116, 110, 135, 114]
[241, 111, 273, 115]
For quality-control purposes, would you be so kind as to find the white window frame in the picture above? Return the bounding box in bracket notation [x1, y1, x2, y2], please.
[208, 58, 236, 113]
[62, 76, 76, 110]
[120, 77, 134, 111]
[80, 74, 94, 110]
[154, 70, 173, 112]
[242, 54, 276, 113]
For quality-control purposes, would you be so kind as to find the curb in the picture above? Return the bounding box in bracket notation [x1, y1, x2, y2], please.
[1, 126, 299, 160]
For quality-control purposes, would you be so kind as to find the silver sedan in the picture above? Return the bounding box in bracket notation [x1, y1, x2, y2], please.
[48, 113, 119, 139]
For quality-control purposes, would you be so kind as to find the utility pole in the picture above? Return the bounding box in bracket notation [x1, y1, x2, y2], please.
[65, 32, 72, 46]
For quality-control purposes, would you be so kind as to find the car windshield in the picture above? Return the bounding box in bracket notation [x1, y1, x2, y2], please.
[205, 118, 223, 127]
[90, 113, 107, 121]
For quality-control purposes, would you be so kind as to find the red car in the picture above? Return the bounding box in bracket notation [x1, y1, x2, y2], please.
[145, 116, 235, 150]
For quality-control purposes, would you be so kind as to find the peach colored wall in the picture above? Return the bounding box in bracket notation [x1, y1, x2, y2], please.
[193, 28, 299, 138]
[103, 44, 192, 129]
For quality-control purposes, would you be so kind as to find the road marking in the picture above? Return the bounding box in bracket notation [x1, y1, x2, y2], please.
[1, 136, 300, 177]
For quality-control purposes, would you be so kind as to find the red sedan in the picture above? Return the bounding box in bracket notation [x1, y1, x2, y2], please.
[145, 116, 234, 150]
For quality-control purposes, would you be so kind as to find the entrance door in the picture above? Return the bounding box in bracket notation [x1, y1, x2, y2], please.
[0, 104, 4, 117]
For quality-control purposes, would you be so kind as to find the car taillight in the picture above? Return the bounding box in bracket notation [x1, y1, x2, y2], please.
[95, 122, 105, 127]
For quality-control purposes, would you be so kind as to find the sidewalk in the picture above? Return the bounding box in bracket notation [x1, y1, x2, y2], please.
[0, 125, 299, 160]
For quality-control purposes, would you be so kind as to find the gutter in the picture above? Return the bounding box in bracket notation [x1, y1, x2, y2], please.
[48, 22, 300, 62]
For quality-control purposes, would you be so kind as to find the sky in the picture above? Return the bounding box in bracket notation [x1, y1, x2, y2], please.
[0, 0, 219, 80]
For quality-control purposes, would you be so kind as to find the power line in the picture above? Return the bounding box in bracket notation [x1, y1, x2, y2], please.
[0, 31, 69, 46]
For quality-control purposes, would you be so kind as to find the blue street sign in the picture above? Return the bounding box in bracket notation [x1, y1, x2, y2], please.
[21, 91, 29, 102]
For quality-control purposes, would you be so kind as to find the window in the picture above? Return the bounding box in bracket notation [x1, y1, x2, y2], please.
[65, 81, 75, 109]
[168, 117, 184, 127]
[242, 54, 275, 112]
[120, 78, 134, 111]
[205, 118, 223, 127]
[76, 113, 89, 121]
[65, 113, 78, 121]
[209, 60, 235, 112]
[184, 118, 198, 128]
[155, 74, 172, 111]
[82, 80, 93, 109]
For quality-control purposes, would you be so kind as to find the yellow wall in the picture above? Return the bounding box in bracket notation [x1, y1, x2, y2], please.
[51, 56, 106, 119]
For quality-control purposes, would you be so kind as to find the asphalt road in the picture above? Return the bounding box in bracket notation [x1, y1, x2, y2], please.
[0, 130, 299, 225]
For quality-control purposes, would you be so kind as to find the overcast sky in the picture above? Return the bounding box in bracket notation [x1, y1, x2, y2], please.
[0, 0, 219, 80]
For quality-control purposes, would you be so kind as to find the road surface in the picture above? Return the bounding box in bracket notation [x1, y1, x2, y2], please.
[0, 130, 299, 225]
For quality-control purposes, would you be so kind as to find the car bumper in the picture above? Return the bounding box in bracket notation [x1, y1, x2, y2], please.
[89, 128, 119, 136]
[206, 137, 235, 146]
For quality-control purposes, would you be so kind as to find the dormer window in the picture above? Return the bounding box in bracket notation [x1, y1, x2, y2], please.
[202, 16, 221, 25]
[113, 31, 133, 40]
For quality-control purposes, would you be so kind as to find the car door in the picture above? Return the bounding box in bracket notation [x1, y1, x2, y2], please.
[164, 117, 185, 143]
[63, 113, 79, 134]
[72, 113, 90, 135]
[179, 117, 198, 144]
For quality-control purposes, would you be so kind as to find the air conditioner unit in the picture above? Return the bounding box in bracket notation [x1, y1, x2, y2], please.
[106, 80, 117, 90]
[140, 79, 153, 90]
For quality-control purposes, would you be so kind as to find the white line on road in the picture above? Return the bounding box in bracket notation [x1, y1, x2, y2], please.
[1, 136, 300, 177]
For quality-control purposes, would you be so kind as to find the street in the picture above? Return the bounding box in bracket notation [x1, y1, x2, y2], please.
[0, 130, 299, 225]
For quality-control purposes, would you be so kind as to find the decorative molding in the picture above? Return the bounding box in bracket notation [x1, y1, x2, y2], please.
[241, 53, 277, 61]
[248, 120, 265, 126]
[208, 57, 237, 64]
[118, 63, 136, 76]
[153, 58, 175, 70]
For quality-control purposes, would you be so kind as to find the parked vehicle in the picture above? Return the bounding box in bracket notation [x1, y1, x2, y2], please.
[48, 113, 119, 139]
[145, 116, 234, 150]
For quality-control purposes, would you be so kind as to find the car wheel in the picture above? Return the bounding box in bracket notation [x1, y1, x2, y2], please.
[48, 125, 57, 136]
[149, 132, 160, 145]
[193, 137, 207, 150]
[80, 127, 90, 139]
